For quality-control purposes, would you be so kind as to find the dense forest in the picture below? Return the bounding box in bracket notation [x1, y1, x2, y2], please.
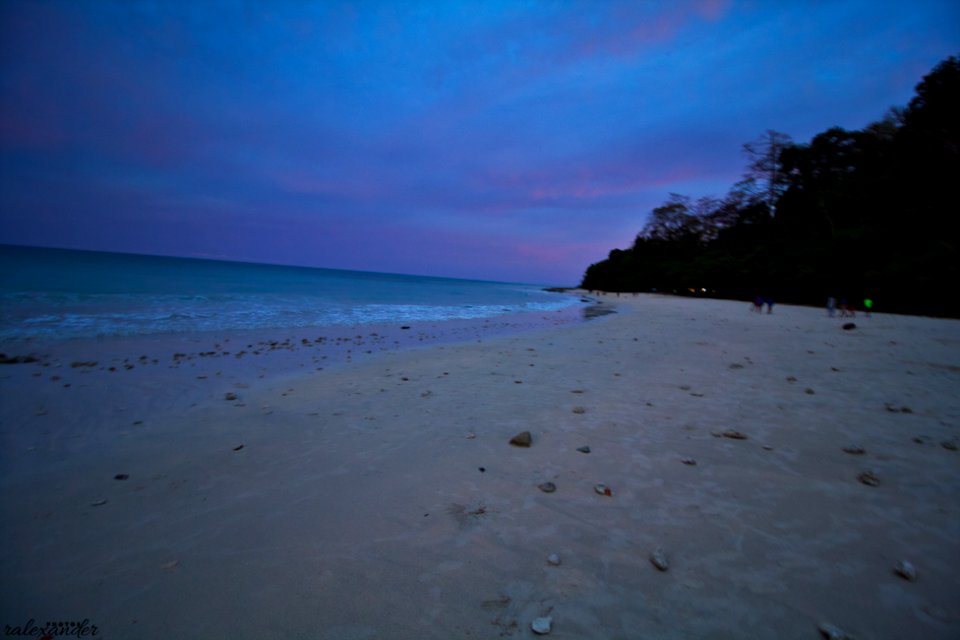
[581, 55, 959, 317]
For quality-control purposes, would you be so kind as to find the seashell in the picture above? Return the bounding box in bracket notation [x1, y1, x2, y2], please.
[576, 445, 591, 454]
[842, 445, 865, 455]
[547, 553, 561, 566]
[858, 471, 880, 487]
[509, 431, 532, 447]
[531, 616, 553, 635]
[538, 482, 556, 493]
[894, 560, 917, 581]
[594, 483, 612, 496]
[818, 622, 852, 639]
[649, 547, 669, 572]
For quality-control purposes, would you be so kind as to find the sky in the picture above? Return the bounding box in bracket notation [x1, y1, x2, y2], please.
[1, 1, 958, 285]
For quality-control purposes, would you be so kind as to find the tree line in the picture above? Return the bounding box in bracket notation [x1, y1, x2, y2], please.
[581, 55, 959, 317]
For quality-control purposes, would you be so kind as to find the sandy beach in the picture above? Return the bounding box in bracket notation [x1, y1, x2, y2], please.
[1, 294, 958, 639]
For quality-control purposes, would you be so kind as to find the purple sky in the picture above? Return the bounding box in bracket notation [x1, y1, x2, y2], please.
[1, 1, 958, 284]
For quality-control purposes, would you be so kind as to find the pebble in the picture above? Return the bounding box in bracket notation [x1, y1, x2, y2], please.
[224, 392, 238, 401]
[538, 482, 557, 493]
[649, 547, 669, 572]
[681, 457, 697, 465]
[572, 406, 586, 414]
[547, 553, 561, 566]
[576, 446, 591, 454]
[894, 560, 918, 581]
[818, 622, 852, 639]
[531, 616, 553, 635]
[90, 499, 108, 507]
[509, 431, 532, 447]
[842, 445, 865, 455]
[858, 470, 880, 487]
[942, 441, 958, 451]
[594, 483, 612, 496]
[842, 323, 856, 330]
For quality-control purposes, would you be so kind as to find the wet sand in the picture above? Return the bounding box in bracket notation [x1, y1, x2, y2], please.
[1, 294, 958, 639]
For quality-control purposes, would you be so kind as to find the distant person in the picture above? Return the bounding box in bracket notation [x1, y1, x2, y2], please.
[840, 298, 856, 318]
[827, 296, 836, 317]
[753, 296, 763, 313]
[863, 298, 873, 317]
[765, 297, 774, 314]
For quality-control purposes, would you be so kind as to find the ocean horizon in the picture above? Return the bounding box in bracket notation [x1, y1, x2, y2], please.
[0, 244, 582, 341]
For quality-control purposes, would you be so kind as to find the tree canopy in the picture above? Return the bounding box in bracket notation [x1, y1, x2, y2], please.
[580, 55, 960, 317]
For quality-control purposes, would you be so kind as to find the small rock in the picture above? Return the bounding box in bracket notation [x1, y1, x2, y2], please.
[224, 392, 238, 401]
[531, 616, 553, 635]
[90, 499, 108, 507]
[546, 553, 561, 566]
[576, 445, 591, 454]
[842, 445, 865, 455]
[509, 431, 532, 447]
[804, 388, 816, 395]
[114, 473, 129, 480]
[572, 406, 586, 414]
[858, 471, 880, 487]
[478, 467, 486, 473]
[233, 444, 244, 451]
[842, 323, 856, 330]
[818, 622, 852, 640]
[762, 445, 774, 451]
[465, 433, 476, 439]
[594, 483, 612, 496]
[538, 482, 557, 493]
[649, 547, 669, 572]
[722, 430, 748, 440]
[681, 457, 697, 466]
[786, 376, 798, 382]
[941, 441, 957, 451]
[894, 560, 917, 581]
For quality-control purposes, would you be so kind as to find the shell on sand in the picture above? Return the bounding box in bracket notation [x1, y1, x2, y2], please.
[721, 430, 748, 440]
[547, 553, 561, 566]
[818, 622, 853, 639]
[858, 470, 880, 486]
[894, 560, 918, 581]
[538, 481, 557, 493]
[531, 616, 553, 635]
[594, 483, 612, 496]
[509, 431, 532, 447]
[649, 547, 669, 572]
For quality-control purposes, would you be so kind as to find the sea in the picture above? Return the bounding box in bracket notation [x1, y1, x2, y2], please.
[0, 245, 583, 342]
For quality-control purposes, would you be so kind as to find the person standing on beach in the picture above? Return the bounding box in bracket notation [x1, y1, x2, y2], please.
[765, 296, 775, 314]
[827, 296, 836, 317]
[864, 298, 873, 317]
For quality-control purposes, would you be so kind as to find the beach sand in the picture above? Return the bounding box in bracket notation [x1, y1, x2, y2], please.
[1, 294, 958, 639]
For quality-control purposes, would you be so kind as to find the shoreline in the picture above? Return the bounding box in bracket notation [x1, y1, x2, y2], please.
[1, 294, 958, 639]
